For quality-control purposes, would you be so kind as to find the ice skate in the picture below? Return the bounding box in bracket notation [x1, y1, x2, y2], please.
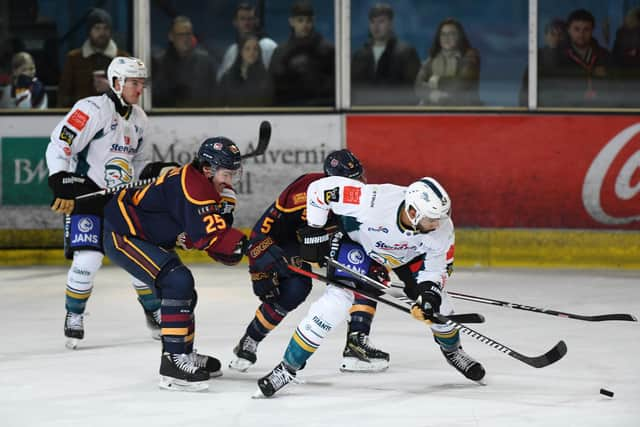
[64, 311, 85, 350]
[229, 334, 258, 372]
[340, 331, 390, 372]
[254, 361, 298, 398]
[441, 346, 486, 382]
[190, 349, 222, 378]
[144, 308, 161, 340]
[159, 352, 210, 392]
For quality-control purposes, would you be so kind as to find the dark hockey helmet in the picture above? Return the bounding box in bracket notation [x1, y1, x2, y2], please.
[196, 137, 242, 171]
[323, 149, 364, 179]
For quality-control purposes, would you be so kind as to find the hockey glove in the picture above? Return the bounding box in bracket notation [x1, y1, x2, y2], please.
[368, 262, 390, 285]
[410, 281, 442, 322]
[207, 228, 248, 266]
[48, 172, 99, 215]
[251, 271, 281, 302]
[176, 232, 194, 250]
[248, 236, 290, 278]
[296, 225, 330, 265]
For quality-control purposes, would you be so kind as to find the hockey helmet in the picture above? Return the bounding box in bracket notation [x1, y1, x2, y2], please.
[404, 177, 451, 227]
[107, 56, 147, 104]
[196, 137, 242, 171]
[323, 149, 364, 179]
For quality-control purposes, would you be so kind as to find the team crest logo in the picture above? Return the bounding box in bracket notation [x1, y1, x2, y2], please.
[104, 157, 133, 188]
[78, 217, 94, 232]
[347, 248, 365, 265]
[324, 187, 340, 203]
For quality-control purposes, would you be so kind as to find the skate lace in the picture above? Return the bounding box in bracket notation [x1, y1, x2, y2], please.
[447, 349, 473, 371]
[356, 333, 380, 353]
[152, 309, 161, 324]
[173, 353, 200, 374]
[189, 350, 208, 368]
[269, 364, 297, 390]
[66, 312, 84, 330]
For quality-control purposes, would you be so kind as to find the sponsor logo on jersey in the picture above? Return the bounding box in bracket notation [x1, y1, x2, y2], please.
[312, 315, 331, 331]
[293, 192, 307, 205]
[67, 109, 89, 130]
[63, 146, 72, 156]
[374, 241, 418, 251]
[104, 157, 133, 188]
[369, 189, 377, 207]
[367, 226, 389, 233]
[111, 118, 118, 130]
[77, 217, 94, 233]
[124, 136, 131, 145]
[110, 143, 139, 154]
[343, 186, 361, 204]
[324, 187, 340, 203]
[59, 125, 77, 145]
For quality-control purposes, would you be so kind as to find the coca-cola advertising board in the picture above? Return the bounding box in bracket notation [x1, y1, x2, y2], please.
[347, 115, 640, 229]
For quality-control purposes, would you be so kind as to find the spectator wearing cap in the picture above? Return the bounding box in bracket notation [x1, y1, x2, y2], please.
[269, 0, 335, 106]
[351, 3, 421, 105]
[57, 8, 130, 107]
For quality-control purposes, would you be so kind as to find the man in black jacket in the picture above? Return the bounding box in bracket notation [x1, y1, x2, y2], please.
[352, 3, 420, 105]
[269, 1, 335, 106]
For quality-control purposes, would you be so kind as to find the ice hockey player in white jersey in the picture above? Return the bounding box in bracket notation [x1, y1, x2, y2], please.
[256, 176, 485, 397]
[45, 56, 161, 349]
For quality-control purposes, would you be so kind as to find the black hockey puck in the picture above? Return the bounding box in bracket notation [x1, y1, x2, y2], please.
[599, 388, 614, 398]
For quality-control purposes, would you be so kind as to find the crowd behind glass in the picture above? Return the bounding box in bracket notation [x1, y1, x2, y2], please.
[1, 0, 639, 110]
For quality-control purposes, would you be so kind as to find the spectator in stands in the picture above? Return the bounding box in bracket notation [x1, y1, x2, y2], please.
[152, 16, 218, 107]
[219, 33, 274, 107]
[0, 51, 47, 109]
[269, 1, 334, 106]
[57, 8, 130, 107]
[414, 18, 481, 106]
[351, 3, 421, 105]
[216, 3, 277, 82]
[541, 9, 611, 107]
[520, 18, 566, 106]
[612, 7, 640, 106]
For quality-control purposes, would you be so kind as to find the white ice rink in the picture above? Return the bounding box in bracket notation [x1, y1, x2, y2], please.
[0, 264, 638, 427]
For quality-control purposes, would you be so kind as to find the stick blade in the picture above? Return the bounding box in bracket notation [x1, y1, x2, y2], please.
[512, 340, 568, 368]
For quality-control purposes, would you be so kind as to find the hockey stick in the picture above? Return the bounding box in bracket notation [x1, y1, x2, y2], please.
[287, 263, 484, 324]
[386, 282, 637, 322]
[77, 121, 272, 200]
[326, 258, 567, 369]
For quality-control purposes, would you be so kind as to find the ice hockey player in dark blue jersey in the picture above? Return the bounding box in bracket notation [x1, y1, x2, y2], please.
[229, 149, 390, 374]
[103, 137, 248, 392]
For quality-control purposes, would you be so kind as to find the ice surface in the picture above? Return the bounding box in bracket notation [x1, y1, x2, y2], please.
[0, 265, 638, 427]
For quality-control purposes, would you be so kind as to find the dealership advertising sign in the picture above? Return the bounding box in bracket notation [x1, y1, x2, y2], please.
[0, 115, 341, 228]
[347, 115, 640, 229]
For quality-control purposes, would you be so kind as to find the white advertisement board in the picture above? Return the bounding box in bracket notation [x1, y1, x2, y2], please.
[0, 114, 342, 228]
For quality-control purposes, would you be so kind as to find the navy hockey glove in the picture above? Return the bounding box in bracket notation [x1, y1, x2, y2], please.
[410, 281, 442, 322]
[296, 225, 330, 265]
[247, 236, 290, 278]
[251, 271, 281, 302]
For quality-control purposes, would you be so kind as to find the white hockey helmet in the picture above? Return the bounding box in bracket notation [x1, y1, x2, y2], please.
[404, 177, 451, 227]
[107, 56, 147, 103]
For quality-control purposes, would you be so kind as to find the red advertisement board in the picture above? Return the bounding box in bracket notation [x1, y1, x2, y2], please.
[347, 115, 640, 229]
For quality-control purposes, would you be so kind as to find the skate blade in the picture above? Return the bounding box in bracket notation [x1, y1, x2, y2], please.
[209, 369, 223, 379]
[65, 338, 80, 350]
[228, 358, 254, 372]
[251, 387, 268, 399]
[159, 376, 209, 392]
[340, 357, 389, 373]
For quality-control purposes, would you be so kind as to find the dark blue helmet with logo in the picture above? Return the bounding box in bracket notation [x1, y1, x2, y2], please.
[323, 149, 364, 179]
[196, 137, 242, 171]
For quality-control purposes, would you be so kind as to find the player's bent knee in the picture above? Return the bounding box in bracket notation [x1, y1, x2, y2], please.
[156, 260, 194, 298]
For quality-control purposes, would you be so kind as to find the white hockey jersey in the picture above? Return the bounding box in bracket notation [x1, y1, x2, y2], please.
[306, 176, 454, 286]
[45, 94, 148, 189]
